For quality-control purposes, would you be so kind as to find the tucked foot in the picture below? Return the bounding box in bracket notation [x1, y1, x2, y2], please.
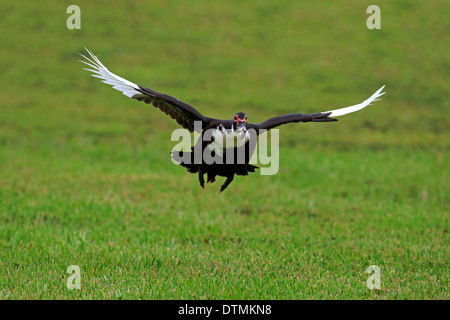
[198, 170, 205, 189]
[207, 173, 216, 183]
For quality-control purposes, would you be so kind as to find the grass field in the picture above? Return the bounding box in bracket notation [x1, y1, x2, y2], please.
[0, 1, 448, 299]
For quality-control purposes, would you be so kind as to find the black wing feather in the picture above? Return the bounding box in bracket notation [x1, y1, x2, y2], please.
[80, 48, 212, 132]
[132, 85, 212, 132]
[250, 112, 336, 131]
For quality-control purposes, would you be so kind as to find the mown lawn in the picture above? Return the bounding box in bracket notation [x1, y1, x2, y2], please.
[0, 1, 448, 299]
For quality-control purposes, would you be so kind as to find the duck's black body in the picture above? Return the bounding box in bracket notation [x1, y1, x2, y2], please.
[170, 111, 333, 192]
[80, 48, 386, 192]
[171, 130, 259, 192]
[172, 148, 258, 192]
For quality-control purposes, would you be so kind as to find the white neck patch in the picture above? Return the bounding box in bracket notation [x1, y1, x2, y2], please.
[206, 124, 250, 156]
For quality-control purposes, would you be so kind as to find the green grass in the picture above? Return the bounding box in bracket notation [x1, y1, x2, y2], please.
[0, 0, 448, 299]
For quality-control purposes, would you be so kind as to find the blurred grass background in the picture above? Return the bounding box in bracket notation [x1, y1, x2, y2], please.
[0, 0, 448, 299]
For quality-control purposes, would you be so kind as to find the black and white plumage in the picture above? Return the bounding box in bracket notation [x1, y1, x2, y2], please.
[80, 48, 386, 192]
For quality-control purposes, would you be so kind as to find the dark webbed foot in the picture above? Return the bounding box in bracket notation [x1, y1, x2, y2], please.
[198, 170, 205, 189]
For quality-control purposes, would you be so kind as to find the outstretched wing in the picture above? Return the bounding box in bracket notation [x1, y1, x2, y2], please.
[79, 48, 211, 132]
[249, 112, 337, 131]
[250, 86, 386, 131]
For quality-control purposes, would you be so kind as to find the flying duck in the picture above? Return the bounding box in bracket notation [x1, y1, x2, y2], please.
[80, 48, 386, 192]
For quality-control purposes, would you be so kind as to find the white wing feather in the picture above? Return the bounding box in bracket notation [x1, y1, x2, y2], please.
[323, 85, 386, 117]
[80, 48, 386, 119]
[79, 48, 141, 98]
